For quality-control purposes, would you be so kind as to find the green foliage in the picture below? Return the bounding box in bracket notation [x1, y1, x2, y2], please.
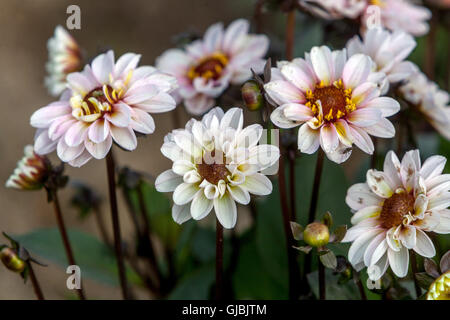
[13, 228, 140, 287]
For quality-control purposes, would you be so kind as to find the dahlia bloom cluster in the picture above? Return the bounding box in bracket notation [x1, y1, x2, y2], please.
[400, 71, 450, 140]
[6, 146, 49, 190]
[346, 27, 417, 94]
[155, 107, 280, 229]
[45, 26, 82, 97]
[300, 0, 431, 36]
[265, 46, 399, 163]
[343, 150, 450, 280]
[156, 19, 269, 115]
[31, 50, 177, 167]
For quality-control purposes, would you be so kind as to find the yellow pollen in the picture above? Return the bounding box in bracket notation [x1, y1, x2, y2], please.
[188, 52, 229, 81]
[306, 79, 354, 124]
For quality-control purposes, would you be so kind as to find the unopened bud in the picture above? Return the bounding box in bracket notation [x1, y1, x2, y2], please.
[303, 222, 330, 247]
[241, 81, 263, 111]
[0, 247, 26, 273]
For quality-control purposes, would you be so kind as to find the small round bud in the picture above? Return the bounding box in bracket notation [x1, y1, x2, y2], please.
[241, 81, 263, 111]
[0, 247, 26, 273]
[303, 222, 330, 247]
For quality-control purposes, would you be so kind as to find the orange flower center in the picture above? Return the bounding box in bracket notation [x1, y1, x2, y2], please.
[188, 52, 228, 81]
[305, 80, 355, 124]
[380, 192, 415, 229]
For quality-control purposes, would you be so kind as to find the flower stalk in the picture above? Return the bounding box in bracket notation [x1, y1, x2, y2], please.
[215, 219, 224, 300]
[50, 189, 86, 300]
[27, 261, 45, 300]
[410, 251, 422, 298]
[106, 151, 130, 300]
[318, 256, 325, 300]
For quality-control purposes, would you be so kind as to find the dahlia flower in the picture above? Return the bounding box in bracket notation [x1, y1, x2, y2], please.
[346, 27, 417, 94]
[156, 19, 269, 115]
[298, 0, 366, 20]
[265, 46, 400, 163]
[31, 50, 177, 167]
[343, 150, 450, 280]
[399, 71, 450, 140]
[155, 107, 280, 229]
[6, 145, 49, 190]
[45, 26, 82, 97]
[362, 0, 431, 36]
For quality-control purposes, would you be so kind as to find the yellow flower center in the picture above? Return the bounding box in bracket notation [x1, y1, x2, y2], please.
[305, 79, 355, 124]
[188, 52, 228, 81]
[196, 151, 230, 185]
[380, 192, 415, 229]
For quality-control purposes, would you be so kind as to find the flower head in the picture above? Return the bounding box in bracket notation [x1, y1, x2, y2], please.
[155, 107, 280, 229]
[45, 26, 83, 97]
[265, 46, 400, 163]
[156, 19, 269, 115]
[298, 0, 366, 20]
[31, 50, 177, 167]
[346, 27, 417, 94]
[399, 71, 450, 140]
[343, 150, 450, 281]
[362, 0, 431, 36]
[427, 271, 450, 300]
[6, 145, 49, 190]
[303, 222, 330, 247]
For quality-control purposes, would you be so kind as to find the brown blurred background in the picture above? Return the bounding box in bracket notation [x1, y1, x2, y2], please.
[0, 0, 257, 300]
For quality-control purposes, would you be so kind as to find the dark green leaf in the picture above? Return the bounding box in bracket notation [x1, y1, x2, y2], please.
[168, 263, 215, 300]
[332, 225, 347, 243]
[415, 272, 435, 290]
[14, 228, 139, 287]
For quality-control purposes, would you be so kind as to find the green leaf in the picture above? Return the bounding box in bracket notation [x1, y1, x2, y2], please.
[332, 225, 347, 243]
[319, 251, 337, 270]
[168, 263, 215, 300]
[13, 228, 139, 287]
[415, 272, 435, 290]
[293, 245, 312, 254]
[322, 211, 333, 228]
[290, 221, 303, 241]
[307, 269, 360, 300]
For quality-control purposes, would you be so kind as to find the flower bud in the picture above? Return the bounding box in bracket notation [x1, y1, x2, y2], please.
[426, 271, 450, 300]
[0, 247, 26, 273]
[5, 145, 49, 190]
[303, 222, 330, 247]
[241, 81, 263, 111]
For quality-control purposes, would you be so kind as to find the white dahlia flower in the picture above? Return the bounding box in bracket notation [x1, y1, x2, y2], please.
[31, 50, 178, 167]
[156, 19, 269, 115]
[399, 71, 450, 140]
[298, 0, 366, 20]
[265, 46, 400, 164]
[343, 150, 450, 280]
[346, 27, 417, 94]
[45, 25, 83, 97]
[155, 107, 280, 229]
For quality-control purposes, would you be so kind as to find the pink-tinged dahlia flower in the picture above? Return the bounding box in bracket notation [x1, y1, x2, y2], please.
[45, 26, 83, 97]
[298, 0, 366, 20]
[155, 107, 280, 229]
[400, 70, 450, 140]
[362, 0, 431, 36]
[31, 50, 177, 167]
[265, 46, 400, 163]
[343, 150, 450, 280]
[346, 27, 417, 94]
[156, 19, 269, 115]
[6, 145, 49, 190]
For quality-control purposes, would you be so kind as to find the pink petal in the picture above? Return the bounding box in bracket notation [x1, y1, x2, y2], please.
[280, 63, 314, 91]
[203, 22, 223, 53]
[309, 46, 333, 86]
[135, 92, 176, 113]
[352, 82, 380, 106]
[283, 103, 314, 122]
[364, 118, 396, 138]
[85, 135, 112, 159]
[64, 121, 89, 147]
[363, 97, 400, 117]
[347, 108, 381, 127]
[320, 124, 339, 153]
[223, 19, 249, 55]
[105, 103, 131, 127]
[88, 118, 110, 143]
[348, 125, 374, 154]
[110, 125, 137, 151]
[57, 138, 85, 162]
[114, 53, 141, 78]
[91, 50, 114, 84]
[343, 54, 371, 88]
[130, 108, 155, 134]
[264, 80, 305, 105]
[30, 103, 72, 128]
[34, 130, 58, 155]
[297, 123, 320, 154]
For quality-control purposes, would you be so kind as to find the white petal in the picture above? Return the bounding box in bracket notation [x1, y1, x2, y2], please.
[214, 194, 237, 229]
[348, 228, 383, 266]
[190, 191, 213, 220]
[155, 169, 183, 192]
[351, 206, 381, 224]
[241, 173, 272, 196]
[85, 135, 112, 160]
[413, 229, 436, 258]
[172, 204, 192, 225]
[420, 155, 446, 181]
[173, 182, 199, 205]
[227, 185, 250, 205]
[366, 169, 394, 198]
[110, 126, 137, 151]
[388, 246, 409, 278]
[298, 123, 320, 154]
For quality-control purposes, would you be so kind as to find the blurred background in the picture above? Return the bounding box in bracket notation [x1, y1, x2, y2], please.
[0, 0, 448, 300]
